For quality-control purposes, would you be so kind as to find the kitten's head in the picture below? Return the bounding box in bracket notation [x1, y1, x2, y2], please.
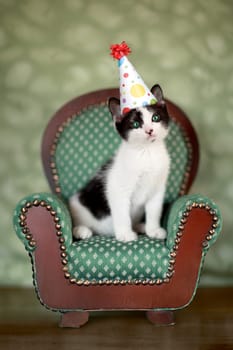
[108, 84, 170, 145]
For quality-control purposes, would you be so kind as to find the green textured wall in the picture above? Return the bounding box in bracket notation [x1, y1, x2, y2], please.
[1, 0, 232, 286]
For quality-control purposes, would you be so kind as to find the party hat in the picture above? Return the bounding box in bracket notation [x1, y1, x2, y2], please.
[110, 41, 157, 115]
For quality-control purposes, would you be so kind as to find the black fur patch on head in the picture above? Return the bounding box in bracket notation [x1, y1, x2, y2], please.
[149, 84, 170, 127]
[79, 160, 111, 219]
[147, 103, 170, 128]
[115, 109, 143, 140]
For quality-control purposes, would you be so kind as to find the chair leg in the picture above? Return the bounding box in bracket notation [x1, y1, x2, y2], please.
[60, 311, 89, 328]
[146, 310, 175, 326]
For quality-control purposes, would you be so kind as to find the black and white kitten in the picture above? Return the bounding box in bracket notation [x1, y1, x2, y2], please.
[69, 84, 170, 242]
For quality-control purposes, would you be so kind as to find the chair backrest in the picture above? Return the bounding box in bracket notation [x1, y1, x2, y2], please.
[42, 88, 199, 205]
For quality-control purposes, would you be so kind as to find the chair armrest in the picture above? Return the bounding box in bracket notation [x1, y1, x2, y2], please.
[165, 194, 222, 252]
[13, 192, 73, 252]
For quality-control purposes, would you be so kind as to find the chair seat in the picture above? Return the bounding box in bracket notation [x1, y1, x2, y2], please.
[67, 236, 170, 283]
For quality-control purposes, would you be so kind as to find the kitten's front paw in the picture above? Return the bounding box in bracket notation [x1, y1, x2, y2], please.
[146, 227, 167, 240]
[73, 226, 93, 240]
[115, 230, 138, 242]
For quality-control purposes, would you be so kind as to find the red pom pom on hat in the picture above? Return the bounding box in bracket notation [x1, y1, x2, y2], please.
[110, 41, 131, 60]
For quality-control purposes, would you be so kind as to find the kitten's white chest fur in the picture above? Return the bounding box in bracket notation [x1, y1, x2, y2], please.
[108, 141, 169, 206]
[106, 140, 170, 241]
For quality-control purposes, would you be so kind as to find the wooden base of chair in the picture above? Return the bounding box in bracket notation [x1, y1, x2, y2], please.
[59, 311, 89, 328]
[146, 310, 175, 326]
[60, 310, 174, 328]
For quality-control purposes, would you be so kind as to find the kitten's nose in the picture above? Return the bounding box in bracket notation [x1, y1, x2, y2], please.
[145, 129, 153, 135]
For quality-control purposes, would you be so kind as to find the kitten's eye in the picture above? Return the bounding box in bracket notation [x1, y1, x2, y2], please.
[133, 121, 140, 129]
[152, 114, 160, 122]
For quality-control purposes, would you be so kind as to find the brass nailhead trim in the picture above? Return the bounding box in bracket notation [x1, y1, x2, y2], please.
[19, 197, 219, 286]
[164, 278, 170, 283]
[33, 199, 40, 206]
[19, 199, 69, 280]
[166, 200, 220, 280]
[20, 214, 26, 221]
[156, 279, 163, 285]
[29, 240, 36, 247]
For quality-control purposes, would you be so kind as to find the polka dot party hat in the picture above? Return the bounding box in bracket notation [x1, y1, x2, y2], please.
[110, 41, 157, 115]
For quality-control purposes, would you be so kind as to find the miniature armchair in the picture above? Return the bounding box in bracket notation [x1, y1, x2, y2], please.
[13, 88, 222, 328]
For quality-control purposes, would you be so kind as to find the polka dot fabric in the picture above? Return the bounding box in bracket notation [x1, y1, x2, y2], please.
[55, 104, 189, 203]
[165, 122, 188, 202]
[68, 235, 170, 282]
[55, 106, 121, 198]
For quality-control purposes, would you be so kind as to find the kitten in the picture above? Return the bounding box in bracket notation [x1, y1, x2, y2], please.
[69, 84, 170, 242]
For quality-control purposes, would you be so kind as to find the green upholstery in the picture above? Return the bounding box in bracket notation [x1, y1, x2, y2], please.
[68, 236, 169, 282]
[55, 105, 189, 204]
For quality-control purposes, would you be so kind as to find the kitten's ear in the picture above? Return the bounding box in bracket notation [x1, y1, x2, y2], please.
[151, 84, 165, 104]
[108, 98, 122, 122]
